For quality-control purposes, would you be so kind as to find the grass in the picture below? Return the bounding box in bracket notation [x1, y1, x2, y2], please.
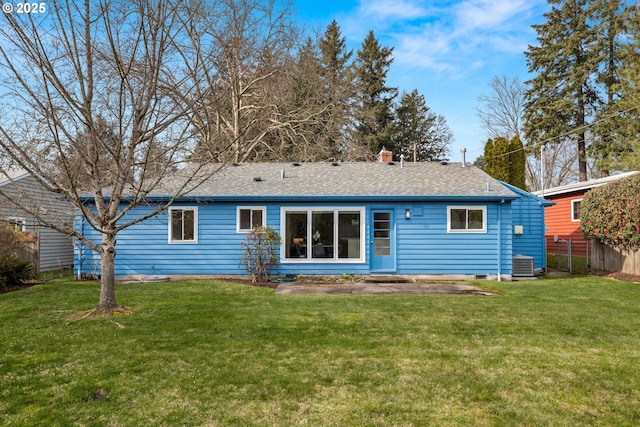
[1, 276, 640, 426]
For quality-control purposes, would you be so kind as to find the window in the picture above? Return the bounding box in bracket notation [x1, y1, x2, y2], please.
[8, 217, 26, 232]
[571, 199, 582, 222]
[281, 207, 364, 262]
[169, 207, 197, 243]
[237, 207, 266, 232]
[448, 206, 486, 232]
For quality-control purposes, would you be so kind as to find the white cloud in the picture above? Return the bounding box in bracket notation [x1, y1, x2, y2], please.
[360, 0, 428, 20]
[331, 0, 547, 84]
[362, 0, 546, 79]
[454, 0, 532, 31]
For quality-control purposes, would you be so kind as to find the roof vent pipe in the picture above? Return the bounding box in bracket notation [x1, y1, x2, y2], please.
[281, 169, 285, 180]
[461, 148, 467, 167]
[400, 154, 405, 168]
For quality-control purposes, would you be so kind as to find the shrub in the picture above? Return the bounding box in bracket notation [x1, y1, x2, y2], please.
[240, 226, 281, 282]
[580, 174, 640, 250]
[0, 227, 35, 289]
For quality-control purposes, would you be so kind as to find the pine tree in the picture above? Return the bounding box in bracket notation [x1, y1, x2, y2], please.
[352, 31, 397, 158]
[524, 0, 600, 182]
[319, 20, 353, 104]
[393, 90, 451, 162]
[590, 0, 638, 174]
[613, 4, 640, 169]
[318, 21, 354, 159]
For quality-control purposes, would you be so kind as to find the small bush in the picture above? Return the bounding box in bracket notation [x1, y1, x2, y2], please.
[0, 227, 35, 289]
[580, 173, 640, 250]
[240, 226, 281, 282]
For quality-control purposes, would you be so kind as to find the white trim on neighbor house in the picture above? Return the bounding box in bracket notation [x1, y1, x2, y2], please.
[236, 206, 266, 233]
[7, 216, 27, 231]
[279, 206, 366, 264]
[571, 198, 583, 222]
[534, 171, 639, 197]
[168, 207, 198, 244]
[447, 206, 487, 233]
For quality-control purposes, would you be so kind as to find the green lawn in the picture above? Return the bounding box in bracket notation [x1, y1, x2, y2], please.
[1, 276, 640, 426]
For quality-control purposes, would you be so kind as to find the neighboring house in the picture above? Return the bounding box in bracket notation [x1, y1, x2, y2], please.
[0, 170, 74, 273]
[75, 157, 550, 281]
[534, 171, 638, 257]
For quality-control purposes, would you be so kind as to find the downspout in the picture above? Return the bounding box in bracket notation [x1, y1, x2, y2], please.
[497, 199, 505, 281]
[540, 201, 547, 273]
[76, 214, 83, 280]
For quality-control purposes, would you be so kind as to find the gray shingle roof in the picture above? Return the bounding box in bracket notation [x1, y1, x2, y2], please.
[532, 171, 638, 197]
[151, 162, 516, 200]
[0, 169, 29, 187]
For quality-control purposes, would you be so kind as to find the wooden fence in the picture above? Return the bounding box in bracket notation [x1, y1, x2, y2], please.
[591, 239, 640, 276]
[14, 232, 39, 276]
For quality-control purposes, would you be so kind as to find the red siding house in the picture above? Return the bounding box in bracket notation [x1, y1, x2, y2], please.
[534, 171, 638, 257]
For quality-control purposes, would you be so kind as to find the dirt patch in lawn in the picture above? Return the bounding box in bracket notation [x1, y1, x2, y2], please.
[600, 271, 640, 284]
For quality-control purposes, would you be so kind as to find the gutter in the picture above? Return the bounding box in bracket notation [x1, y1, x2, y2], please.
[78, 194, 519, 204]
[497, 199, 505, 281]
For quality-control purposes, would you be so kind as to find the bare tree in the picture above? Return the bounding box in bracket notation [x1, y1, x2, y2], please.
[476, 76, 525, 140]
[476, 75, 581, 191]
[528, 141, 579, 192]
[191, 0, 303, 163]
[0, 0, 219, 311]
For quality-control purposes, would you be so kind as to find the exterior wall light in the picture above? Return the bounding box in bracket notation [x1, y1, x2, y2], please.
[405, 208, 411, 220]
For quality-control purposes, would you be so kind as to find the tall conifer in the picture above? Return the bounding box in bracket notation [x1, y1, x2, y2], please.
[590, 0, 638, 174]
[353, 31, 397, 158]
[524, 0, 599, 182]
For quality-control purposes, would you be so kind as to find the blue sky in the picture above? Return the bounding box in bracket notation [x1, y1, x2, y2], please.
[292, 0, 551, 162]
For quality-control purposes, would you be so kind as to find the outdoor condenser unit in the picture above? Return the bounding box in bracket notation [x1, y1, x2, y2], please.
[512, 255, 534, 277]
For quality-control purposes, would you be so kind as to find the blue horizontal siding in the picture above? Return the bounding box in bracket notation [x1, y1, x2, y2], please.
[395, 203, 512, 275]
[508, 186, 548, 270]
[76, 199, 524, 278]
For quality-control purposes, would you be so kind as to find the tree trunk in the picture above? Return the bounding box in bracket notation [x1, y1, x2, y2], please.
[98, 231, 118, 309]
[578, 132, 587, 182]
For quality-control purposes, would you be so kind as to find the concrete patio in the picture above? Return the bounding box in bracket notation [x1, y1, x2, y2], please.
[275, 281, 497, 295]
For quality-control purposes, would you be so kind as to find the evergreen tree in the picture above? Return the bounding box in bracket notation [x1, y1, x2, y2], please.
[485, 137, 510, 182]
[508, 136, 527, 190]
[484, 135, 526, 189]
[524, 0, 600, 182]
[588, 0, 638, 176]
[318, 21, 354, 159]
[318, 20, 353, 104]
[353, 31, 397, 158]
[392, 90, 451, 162]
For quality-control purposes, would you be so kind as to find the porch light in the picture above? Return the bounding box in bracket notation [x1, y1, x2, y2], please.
[405, 208, 411, 220]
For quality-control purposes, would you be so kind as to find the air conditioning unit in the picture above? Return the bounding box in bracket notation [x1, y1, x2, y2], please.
[512, 255, 534, 277]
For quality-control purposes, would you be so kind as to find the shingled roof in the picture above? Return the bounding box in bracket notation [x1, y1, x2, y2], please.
[148, 161, 517, 201]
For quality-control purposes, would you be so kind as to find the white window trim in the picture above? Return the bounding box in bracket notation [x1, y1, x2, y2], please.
[280, 206, 366, 263]
[8, 217, 27, 232]
[236, 206, 266, 233]
[571, 198, 583, 222]
[168, 207, 198, 244]
[447, 206, 487, 233]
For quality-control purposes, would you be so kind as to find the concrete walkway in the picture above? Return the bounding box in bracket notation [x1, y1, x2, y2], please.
[275, 282, 496, 296]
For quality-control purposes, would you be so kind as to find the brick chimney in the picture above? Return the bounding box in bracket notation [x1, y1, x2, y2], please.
[378, 147, 393, 163]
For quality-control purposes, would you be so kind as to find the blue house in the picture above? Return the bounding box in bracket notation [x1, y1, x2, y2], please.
[75, 159, 550, 281]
